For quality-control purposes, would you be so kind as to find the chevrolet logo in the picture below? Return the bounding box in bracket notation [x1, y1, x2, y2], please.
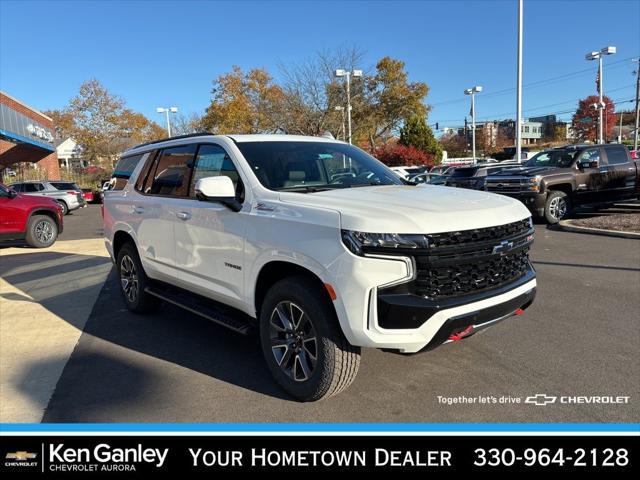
[6, 451, 37, 460]
[525, 394, 557, 406]
[492, 240, 514, 255]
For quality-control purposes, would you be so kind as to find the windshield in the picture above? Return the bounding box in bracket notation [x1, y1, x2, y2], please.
[525, 150, 577, 168]
[235, 141, 403, 192]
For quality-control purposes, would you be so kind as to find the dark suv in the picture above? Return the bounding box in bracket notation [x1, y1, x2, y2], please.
[485, 144, 639, 223]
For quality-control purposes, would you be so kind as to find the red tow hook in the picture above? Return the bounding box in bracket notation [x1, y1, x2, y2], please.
[449, 325, 474, 341]
[514, 308, 525, 316]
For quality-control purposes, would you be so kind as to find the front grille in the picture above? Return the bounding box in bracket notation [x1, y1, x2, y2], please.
[425, 218, 531, 249]
[486, 179, 528, 193]
[408, 219, 533, 300]
[414, 248, 531, 299]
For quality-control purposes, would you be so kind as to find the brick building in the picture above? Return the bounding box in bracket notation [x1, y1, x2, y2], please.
[0, 91, 60, 178]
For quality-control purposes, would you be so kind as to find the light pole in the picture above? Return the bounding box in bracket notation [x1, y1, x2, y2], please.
[586, 46, 616, 144]
[516, 0, 523, 164]
[156, 106, 178, 137]
[464, 86, 482, 163]
[335, 69, 362, 144]
[633, 58, 639, 151]
[334, 106, 346, 141]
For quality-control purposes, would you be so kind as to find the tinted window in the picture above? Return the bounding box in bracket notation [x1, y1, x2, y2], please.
[605, 145, 629, 165]
[147, 144, 197, 197]
[24, 183, 43, 192]
[190, 144, 241, 197]
[50, 182, 80, 191]
[112, 154, 145, 190]
[236, 141, 401, 191]
[135, 150, 159, 193]
[10, 184, 22, 192]
[451, 167, 478, 178]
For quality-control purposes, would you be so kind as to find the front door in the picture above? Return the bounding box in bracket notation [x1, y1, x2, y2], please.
[573, 147, 605, 205]
[173, 143, 247, 309]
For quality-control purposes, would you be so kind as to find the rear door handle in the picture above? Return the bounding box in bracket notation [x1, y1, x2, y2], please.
[176, 211, 191, 220]
[132, 205, 145, 214]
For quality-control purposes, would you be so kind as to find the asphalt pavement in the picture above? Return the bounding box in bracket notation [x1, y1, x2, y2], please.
[2, 206, 639, 423]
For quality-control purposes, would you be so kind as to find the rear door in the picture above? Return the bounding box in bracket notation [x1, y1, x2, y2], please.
[601, 144, 636, 201]
[173, 143, 247, 309]
[130, 145, 197, 281]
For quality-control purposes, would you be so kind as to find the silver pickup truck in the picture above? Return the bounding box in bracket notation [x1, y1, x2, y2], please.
[9, 181, 85, 215]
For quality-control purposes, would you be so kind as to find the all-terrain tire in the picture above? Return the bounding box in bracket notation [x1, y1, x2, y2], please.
[259, 275, 361, 401]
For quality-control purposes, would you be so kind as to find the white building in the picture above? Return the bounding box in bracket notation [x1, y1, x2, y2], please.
[56, 138, 86, 169]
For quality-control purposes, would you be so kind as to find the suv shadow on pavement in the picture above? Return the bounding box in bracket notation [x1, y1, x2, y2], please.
[2, 253, 290, 421]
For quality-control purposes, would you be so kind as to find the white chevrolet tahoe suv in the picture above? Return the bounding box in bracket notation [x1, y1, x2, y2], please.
[104, 133, 536, 401]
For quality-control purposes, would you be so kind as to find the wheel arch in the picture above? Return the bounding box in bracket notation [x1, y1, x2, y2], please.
[253, 260, 333, 319]
[27, 208, 60, 230]
[113, 230, 136, 259]
[545, 182, 573, 196]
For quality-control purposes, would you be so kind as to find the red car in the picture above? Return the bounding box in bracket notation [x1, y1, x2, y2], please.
[81, 188, 95, 203]
[0, 182, 63, 247]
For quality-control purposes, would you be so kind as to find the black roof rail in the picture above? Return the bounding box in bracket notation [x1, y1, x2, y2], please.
[128, 132, 214, 150]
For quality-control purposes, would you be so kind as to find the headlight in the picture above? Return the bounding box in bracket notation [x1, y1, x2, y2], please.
[341, 230, 429, 256]
[528, 175, 542, 191]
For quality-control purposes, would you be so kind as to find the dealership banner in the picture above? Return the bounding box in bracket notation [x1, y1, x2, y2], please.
[1, 434, 636, 475]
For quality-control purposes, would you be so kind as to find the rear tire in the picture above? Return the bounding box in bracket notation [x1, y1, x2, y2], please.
[259, 276, 361, 401]
[116, 242, 159, 313]
[544, 190, 571, 224]
[25, 215, 58, 248]
[57, 201, 69, 215]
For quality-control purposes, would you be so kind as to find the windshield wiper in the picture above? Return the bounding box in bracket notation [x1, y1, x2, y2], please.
[279, 186, 339, 193]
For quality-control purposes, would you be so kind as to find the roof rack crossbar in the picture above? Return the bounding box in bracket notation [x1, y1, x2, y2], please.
[130, 132, 213, 150]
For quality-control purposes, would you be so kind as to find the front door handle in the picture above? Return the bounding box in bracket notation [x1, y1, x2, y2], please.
[176, 211, 191, 220]
[132, 205, 145, 214]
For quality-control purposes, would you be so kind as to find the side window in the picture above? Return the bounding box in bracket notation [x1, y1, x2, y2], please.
[605, 146, 629, 165]
[190, 144, 242, 198]
[578, 148, 600, 165]
[24, 184, 40, 192]
[148, 144, 197, 197]
[11, 184, 22, 192]
[134, 150, 159, 193]
[112, 154, 145, 191]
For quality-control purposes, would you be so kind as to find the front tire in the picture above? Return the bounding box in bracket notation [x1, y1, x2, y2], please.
[25, 215, 58, 248]
[116, 242, 159, 313]
[259, 276, 361, 401]
[544, 190, 571, 224]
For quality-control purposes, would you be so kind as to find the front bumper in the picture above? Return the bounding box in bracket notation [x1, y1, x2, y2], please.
[487, 190, 547, 217]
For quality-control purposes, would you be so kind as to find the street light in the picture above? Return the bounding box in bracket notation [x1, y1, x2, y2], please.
[586, 46, 616, 144]
[464, 85, 482, 163]
[335, 69, 362, 144]
[156, 106, 178, 137]
[334, 106, 346, 141]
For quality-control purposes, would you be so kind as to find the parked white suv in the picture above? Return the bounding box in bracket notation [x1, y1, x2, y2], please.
[104, 134, 537, 401]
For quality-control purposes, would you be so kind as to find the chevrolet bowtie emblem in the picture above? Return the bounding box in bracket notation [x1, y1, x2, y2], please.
[6, 451, 37, 460]
[492, 240, 514, 255]
[525, 394, 557, 406]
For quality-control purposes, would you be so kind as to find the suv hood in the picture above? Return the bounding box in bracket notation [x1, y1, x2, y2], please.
[279, 185, 530, 233]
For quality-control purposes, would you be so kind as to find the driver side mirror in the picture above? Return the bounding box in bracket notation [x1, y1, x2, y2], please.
[578, 159, 599, 169]
[194, 176, 241, 212]
[7, 189, 17, 198]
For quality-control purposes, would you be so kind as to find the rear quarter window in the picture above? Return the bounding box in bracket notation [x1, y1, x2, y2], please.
[111, 153, 146, 190]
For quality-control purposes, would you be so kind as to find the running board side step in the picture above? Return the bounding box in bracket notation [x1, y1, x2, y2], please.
[144, 284, 254, 335]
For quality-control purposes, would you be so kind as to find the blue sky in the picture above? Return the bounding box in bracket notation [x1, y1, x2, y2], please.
[1, 0, 638, 131]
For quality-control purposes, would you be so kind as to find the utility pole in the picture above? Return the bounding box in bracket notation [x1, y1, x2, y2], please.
[515, 0, 523, 163]
[634, 58, 640, 151]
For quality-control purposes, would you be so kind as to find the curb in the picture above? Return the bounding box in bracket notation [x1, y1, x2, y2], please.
[558, 220, 640, 239]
